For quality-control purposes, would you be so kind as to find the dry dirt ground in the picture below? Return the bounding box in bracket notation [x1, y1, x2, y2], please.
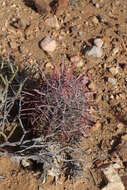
[0, 0, 127, 190]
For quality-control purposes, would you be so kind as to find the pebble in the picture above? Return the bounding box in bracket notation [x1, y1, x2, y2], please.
[87, 46, 103, 58]
[112, 47, 119, 56]
[116, 123, 125, 134]
[92, 16, 99, 25]
[70, 55, 84, 67]
[87, 38, 103, 58]
[76, 59, 84, 67]
[94, 38, 103, 48]
[70, 55, 80, 63]
[108, 77, 117, 86]
[96, 3, 100, 8]
[45, 16, 60, 29]
[102, 165, 125, 190]
[21, 159, 31, 167]
[109, 67, 119, 75]
[40, 36, 57, 53]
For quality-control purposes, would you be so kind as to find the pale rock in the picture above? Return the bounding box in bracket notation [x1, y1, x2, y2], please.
[109, 67, 119, 75]
[45, 16, 60, 29]
[113, 163, 121, 169]
[116, 123, 125, 135]
[40, 36, 57, 53]
[87, 38, 103, 58]
[87, 46, 103, 58]
[96, 3, 100, 8]
[77, 59, 84, 67]
[70, 56, 84, 67]
[102, 165, 125, 190]
[117, 123, 124, 131]
[94, 38, 103, 48]
[92, 16, 99, 24]
[21, 159, 31, 167]
[112, 47, 119, 56]
[70, 55, 80, 63]
[108, 77, 117, 86]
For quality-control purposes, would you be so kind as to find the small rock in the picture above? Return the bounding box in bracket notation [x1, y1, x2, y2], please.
[108, 77, 117, 86]
[116, 123, 125, 134]
[87, 46, 103, 58]
[70, 55, 84, 67]
[102, 165, 125, 190]
[112, 47, 119, 56]
[40, 36, 57, 53]
[92, 16, 99, 24]
[87, 38, 103, 58]
[21, 159, 31, 168]
[113, 163, 121, 169]
[45, 16, 60, 29]
[33, 0, 50, 15]
[95, 3, 100, 8]
[109, 67, 119, 75]
[76, 59, 84, 67]
[94, 38, 103, 48]
[70, 55, 80, 63]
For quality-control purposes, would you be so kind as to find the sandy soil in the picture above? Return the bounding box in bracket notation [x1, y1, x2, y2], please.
[0, 0, 127, 189]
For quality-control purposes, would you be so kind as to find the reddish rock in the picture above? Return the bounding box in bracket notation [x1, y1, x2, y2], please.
[56, 0, 69, 15]
[33, 0, 69, 15]
[33, 0, 50, 15]
[58, 0, 69, 8]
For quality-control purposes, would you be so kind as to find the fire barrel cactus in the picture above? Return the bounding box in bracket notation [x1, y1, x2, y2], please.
[21, 62, 94, 145]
